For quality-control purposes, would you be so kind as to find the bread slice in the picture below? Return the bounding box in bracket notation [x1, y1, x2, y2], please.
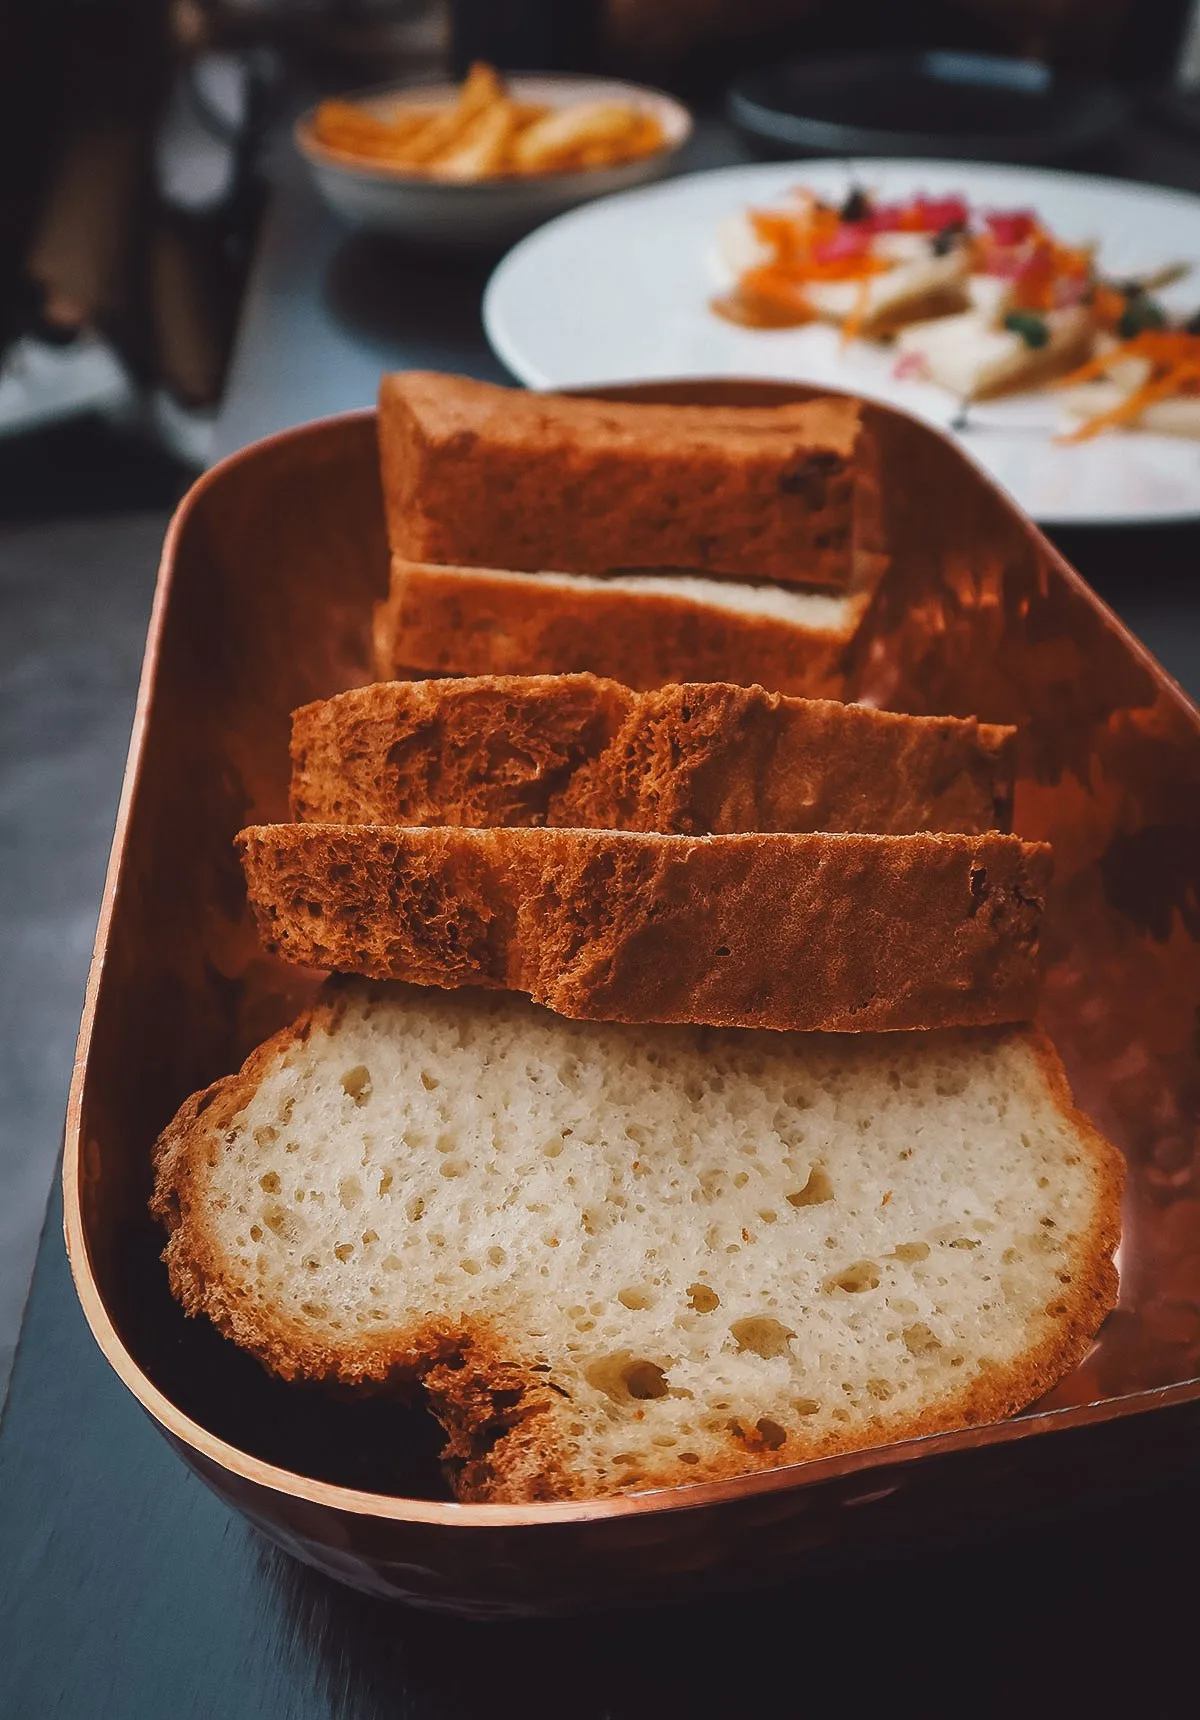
[717, 214, 972, 338]
[378, 372, 864, 591]
[373, 560, 873, 698]
[893, 306, 1094, 402]
[291, 674, 1016, 836]
[236, 823, 1050, 1032]
[805, 255, 972, 338]
[150, 982, 1123, 1503]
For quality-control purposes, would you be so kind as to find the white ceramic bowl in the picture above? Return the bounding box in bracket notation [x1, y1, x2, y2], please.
[294, 74, 693, 249]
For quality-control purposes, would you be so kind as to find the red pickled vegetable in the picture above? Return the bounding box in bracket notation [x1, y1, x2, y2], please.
[813, 225, 873, 263]
[985, 209, 1037, 247]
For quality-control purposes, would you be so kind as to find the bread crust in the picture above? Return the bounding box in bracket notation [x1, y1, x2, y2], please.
[290, 674, 1016, 835]
[378, 372, 864, 590]
[236, 824, 1050, 1032]
[374, 560, 872, 697]
[149, 994, 1122, 1504]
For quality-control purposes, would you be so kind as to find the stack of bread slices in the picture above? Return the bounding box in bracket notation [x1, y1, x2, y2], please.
[372, 372, 884, 697]
[152, 375, 1122, 1505]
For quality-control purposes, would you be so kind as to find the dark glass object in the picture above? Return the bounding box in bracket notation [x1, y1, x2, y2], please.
[450, 0, 604, 75]
[727, 50, 1128, 164]
[1108, 0, 1195, 85]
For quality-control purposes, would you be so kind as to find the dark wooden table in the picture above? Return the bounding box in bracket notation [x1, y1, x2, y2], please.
[6, 113, 1200, 1716]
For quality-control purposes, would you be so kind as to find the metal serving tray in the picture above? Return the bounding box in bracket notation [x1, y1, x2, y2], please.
[63, 383, 1200, 1616]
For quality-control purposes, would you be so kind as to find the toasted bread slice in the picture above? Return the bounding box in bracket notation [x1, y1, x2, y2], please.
[151, 983, 1123, 1502]
[716, 213, 973, 339]
[894, 306, 1094, 402]
[374, 560, 874, 698]
[236, 824, 1050, 1033]
[805, 251, 972, 339]
[378, 372, 865, 590]
[290, 674, 1016, 835]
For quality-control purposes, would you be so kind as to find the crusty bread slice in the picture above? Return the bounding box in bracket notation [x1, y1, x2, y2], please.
[292, 672, 631, 828]
[150, 982, 1123, 1503]
[290, 674, 1016, 836]
[373, 560, 873, 697]
[236, 824, 1050, 1032]
[378, 372, 864, 591]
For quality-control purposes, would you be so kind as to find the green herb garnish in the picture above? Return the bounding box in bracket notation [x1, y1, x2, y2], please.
[1117, 294, 1167, 339]
[1003, 310, 1050, 349]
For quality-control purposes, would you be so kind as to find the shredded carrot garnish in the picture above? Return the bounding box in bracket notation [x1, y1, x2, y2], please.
[741, 198, 890, 338]
[1058, 331, 1200, 387]
[737, 267, 818, 320]
[1090, 282, 1129, 332]
[1056, 350, 1127, 388]
[1059, 365, 1200, 442]
[1055, 332, 1200, 440]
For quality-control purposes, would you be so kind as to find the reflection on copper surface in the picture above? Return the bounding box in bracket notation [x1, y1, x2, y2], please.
[62, 386, 1200, 1615]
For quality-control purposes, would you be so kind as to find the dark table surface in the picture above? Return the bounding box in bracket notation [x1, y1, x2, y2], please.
[7, 110, 1200, 1716]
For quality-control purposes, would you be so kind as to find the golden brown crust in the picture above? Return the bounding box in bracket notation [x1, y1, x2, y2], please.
[235, 824, 1050, 1033]
[378, 372, 864, 590]
[290, 674, 1016, 836]
[149, 1007, 1122, 1503]
[373, 560, 871, 697]
[290, 674, 635, 826]
[860, 281, 972, 341]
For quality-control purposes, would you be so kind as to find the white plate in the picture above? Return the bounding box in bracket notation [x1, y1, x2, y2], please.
[295, 76, 692, 251]
[484, 158, 1200, 525]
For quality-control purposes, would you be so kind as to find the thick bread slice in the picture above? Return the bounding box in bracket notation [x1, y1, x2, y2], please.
[291, 674, 1016, 835]
[236, 824, 1050, 1032]
[378, 372, 863, 591]
[292, 672, 631, 827]
[374, 560, 872, 698]
[150, 983, 1123, 1503]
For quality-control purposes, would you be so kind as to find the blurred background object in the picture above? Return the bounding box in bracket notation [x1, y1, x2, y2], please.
[604, 0, 1192, 89]
[724, 51, 1128, 164]
[4, 0, 1200, 464]
[450, 0, 605, 75]
[0, 0, 277, 465]
[294, 69, 692, 248]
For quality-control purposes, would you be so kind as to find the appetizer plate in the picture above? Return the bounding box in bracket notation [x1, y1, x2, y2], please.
[64, 384, 1200, 1616]
[484, 160, 1200, 524]
[295, 75, 692, 250]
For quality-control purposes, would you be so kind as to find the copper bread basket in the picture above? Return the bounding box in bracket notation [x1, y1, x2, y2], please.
[63, 383, 1200, 1617]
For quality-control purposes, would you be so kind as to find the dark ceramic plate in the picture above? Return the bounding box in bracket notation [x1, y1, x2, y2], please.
[727, 51, 1127, 163]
